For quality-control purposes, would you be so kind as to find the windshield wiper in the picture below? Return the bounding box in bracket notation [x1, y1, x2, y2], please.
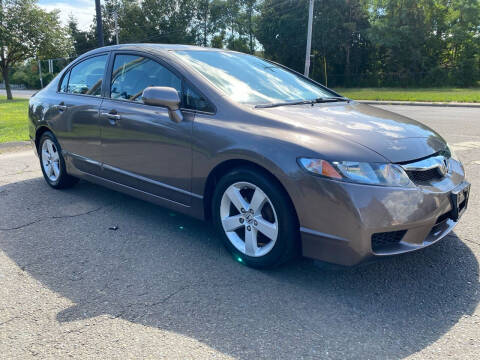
[255, 97, 350, 109]
[254, 100, 314, 109]
[314, 96, 350, 103]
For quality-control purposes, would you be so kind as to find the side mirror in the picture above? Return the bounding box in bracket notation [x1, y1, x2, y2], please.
[142, 86, 183, 123]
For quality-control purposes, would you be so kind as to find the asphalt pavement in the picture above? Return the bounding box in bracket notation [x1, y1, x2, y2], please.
[0, 89, 37, 99]
[0, 105, 479, 359]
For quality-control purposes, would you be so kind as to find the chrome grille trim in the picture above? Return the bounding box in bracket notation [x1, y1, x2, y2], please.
[401, 154, 449, 183]
[400, 155, 448, 173]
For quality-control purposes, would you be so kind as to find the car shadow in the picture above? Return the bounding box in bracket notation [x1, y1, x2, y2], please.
[0, 177, 478, 359]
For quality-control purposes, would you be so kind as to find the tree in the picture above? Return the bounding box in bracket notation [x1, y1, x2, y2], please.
[197, 0, 211, 46]
[211, 30, 226, 48]
[256, 0, 370, 86]
[68, 15, 96, 56]
[140, 0, 197, 44]
[256, 0, 308, 72]
[194, 0, 228, 47]
[446, 0, 480, 86]
[0, 0, 72, 99]
[243, 0, 257, 53]
[367, 0, 432, 77]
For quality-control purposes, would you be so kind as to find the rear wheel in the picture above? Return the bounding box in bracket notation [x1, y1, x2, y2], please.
[212, 167, 298, 268]
[38, 131, 78, 189]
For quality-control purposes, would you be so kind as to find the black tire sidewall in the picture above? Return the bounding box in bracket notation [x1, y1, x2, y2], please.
[212, 167, 298, 268]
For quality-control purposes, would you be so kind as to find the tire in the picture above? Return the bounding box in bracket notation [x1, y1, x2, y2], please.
[38, 131, 78, 189]
[212, 167, 299, 268]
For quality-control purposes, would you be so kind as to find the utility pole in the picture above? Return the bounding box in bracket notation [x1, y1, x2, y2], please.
[38, 60, 43, 88]
[304, 0, 314, 77]
[114, 11, 119, 45]
[95, 0, 104, 47]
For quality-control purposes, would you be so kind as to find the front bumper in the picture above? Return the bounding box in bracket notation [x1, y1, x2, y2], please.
[294, 169, 469, 266]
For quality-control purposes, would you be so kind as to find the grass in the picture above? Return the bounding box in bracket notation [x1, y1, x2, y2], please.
[334, 87, 480, 103]
[0, 96, 29, 143]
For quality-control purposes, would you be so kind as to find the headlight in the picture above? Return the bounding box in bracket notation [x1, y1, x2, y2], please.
[446, 144, 464, 174]
[298, 158, 412, 187]
[446, 144, 459, 161]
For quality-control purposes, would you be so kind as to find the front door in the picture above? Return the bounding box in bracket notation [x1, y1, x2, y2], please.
[99, 53, 193, 205]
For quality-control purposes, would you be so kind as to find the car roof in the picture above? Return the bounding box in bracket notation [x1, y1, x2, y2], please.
[82, 43, 226, 58]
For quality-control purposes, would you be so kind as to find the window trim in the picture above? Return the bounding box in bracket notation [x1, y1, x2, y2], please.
[56, 52, 111, 99]
[181, 77, 216, 115]
[105, 50, 216, 115]
[58, 69, 71, 94]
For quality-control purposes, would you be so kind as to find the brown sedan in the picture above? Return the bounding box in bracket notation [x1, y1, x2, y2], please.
[28, 44, 470, 268]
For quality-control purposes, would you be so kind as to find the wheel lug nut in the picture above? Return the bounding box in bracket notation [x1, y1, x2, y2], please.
[254, 220, 258, 226]
[249, 209, 254, 214]
[241, 208, 246, 213]
[239, 218, 244, 224]
[247, 226, 251, 231]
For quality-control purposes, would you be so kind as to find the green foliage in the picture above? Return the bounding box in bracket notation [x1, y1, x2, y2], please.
[365, 0, 480, 87]
[256, 0, 309, 71]
[0, 0, 73, 99]
[7, 59, 60, 89]
[255, 0, 480, 87]
[86, 0, 261, 51]
[68, 15, 96, 56]
[3, 0, 480, 92]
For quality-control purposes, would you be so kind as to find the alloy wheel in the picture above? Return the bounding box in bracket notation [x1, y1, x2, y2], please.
[41, 139, 61, 182]
[220, 181, 279, 257]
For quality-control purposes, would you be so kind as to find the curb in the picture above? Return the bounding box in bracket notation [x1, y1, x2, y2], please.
[358, 100, 480, 108]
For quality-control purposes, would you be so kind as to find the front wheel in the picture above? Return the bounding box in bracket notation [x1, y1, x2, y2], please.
[212, 167, 298, 268]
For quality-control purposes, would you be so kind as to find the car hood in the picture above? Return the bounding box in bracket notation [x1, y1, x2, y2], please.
[255, 102, 447, 163]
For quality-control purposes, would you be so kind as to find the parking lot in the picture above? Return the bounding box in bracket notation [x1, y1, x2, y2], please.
[0, 105, 479, 359]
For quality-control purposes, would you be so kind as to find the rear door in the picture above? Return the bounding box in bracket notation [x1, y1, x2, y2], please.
[99, 52, 194, 205]
[53, 53, 109, 174]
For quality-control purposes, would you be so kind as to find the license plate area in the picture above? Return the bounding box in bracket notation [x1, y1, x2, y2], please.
[450, 182, 470, 221]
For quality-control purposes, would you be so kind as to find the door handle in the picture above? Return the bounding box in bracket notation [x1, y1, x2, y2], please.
[56, 103, 67, 111]
[101, 112, 121, 124]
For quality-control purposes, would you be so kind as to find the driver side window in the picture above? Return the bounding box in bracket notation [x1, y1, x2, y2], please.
[110, 54, 181, 103]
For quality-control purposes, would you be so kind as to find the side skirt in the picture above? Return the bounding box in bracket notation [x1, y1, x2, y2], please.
[64, 153, 205, 220]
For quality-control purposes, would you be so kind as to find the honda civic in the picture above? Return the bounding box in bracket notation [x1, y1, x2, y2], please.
[28, 44, 470, 268]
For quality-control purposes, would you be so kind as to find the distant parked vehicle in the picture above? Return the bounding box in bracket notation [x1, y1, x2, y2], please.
[29, 44, 469, 268]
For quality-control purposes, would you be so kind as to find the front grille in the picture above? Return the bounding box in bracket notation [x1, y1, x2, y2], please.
[406, 168, 443, 183]
[372, 230, 407, 251]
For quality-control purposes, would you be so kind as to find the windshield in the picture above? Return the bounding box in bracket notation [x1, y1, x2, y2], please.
[173, 50, 335, 105]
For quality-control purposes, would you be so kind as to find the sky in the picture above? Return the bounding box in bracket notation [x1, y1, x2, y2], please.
[38, 0, 96, 31]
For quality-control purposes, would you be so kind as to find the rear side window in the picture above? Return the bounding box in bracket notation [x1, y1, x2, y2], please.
[67, 54, 108, 96]
[110, 54, 181, 102]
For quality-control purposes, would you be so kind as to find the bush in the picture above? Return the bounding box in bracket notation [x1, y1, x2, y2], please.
[8, 63, 57, 89]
